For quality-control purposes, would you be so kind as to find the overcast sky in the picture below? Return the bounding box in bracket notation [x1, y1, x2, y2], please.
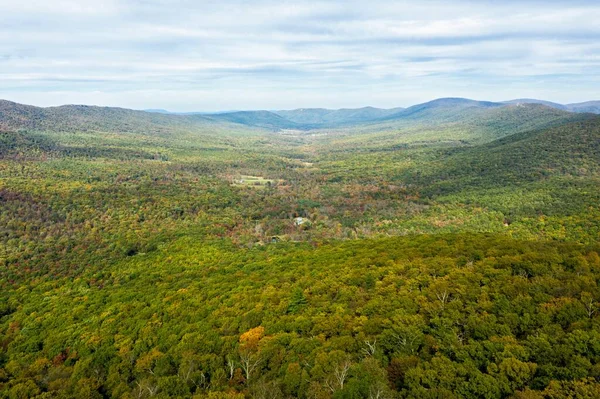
[1, 0, 599, 111]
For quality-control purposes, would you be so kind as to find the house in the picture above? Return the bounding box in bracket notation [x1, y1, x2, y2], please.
[294, 217, 309, 226]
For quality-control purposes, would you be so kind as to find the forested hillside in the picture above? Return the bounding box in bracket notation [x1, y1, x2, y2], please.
[0, 100, 258, 137]
[411, 117, 600, 191]
[190, 98, 600, 131]
[273, 107, 405, 126]
[1, 100, 600, 398]
[3, 235, 600, 399]
[505, 99, 600, 114]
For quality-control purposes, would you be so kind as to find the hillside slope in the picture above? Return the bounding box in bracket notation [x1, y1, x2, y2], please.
[379, 98, 504, 123]
[427, 116, 600, 187]
[503, 98, 568, 110]
[503, 98, 600, 114]
[204, 110, 306, 130]
[568, 101, 600, 114]
[461, 103, 590, 142]
[4, 99, 598, 136]
[0, 100, 259, 136]
[403, 116, 600, 224]
[275, 106, 405, 126]
[326, 103, 587, 152]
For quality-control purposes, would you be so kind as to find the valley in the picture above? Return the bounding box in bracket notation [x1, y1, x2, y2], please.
[1, 98, 600, 398]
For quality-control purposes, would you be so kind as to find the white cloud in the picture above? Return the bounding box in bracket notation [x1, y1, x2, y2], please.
[0, 0, 122, 16]
[0, 0, 599, 110]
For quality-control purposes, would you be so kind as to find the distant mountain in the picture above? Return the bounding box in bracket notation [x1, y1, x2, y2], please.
[462, 103, 587, 142]
[352, 99, 594, 139]
[3, 98, 600, 136]
[274, 108, 330, 125]
[143, 106, 409, 128]
[413, 115, 600, 196]
[567, 101, 600, 114]
[151, 100, 531, 130]
[274, 106, 404, 126]
[503, 99, 568, 110]
[144, 109, 244, 115]
[144, 108, 172, 114]
[503, 99, 600, 114]
[378, 98, 504, 124]
[204, 106, 407, 129]
[0, 100, 250, 136]
[204, 110, 307, 130]
[331, 102, 587, 152]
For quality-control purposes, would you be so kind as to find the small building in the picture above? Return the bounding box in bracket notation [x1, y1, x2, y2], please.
[294, 217, 310, 226]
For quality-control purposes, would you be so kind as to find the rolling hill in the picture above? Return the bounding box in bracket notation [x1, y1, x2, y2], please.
[3, 98, 599, 138]
[504, 98, 600, 114]
[0, 100, 260, 137]
[378, 97, 504, 123]
[205, 98, 595, 132]
[405, 115, 600, 221]
[458, 103, 591, 142]
[503, 98, 568, 110]
[274, 106, 405, 126]
[325, 102, 588, 153]
[567, 101, 600, 114]
[203, 106, 407, 130]
[203, 110, 307, 130]
[427, 116, 600, 186]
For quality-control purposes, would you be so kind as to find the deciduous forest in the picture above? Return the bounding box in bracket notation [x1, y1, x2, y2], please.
[1, 98, 599, 398]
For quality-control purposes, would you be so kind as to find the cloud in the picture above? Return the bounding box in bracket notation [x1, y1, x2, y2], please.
[0, 0, 599, 110]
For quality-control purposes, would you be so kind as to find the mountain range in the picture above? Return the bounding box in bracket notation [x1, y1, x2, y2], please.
[503, 99, 600, 113]
[2, 97, 598, 134]
[161, 98, 600, 130]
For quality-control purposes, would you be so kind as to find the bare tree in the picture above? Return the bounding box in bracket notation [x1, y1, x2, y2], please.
[227, 356, 236, 380]
[325, 377, 336, 393]
[240, 352, 262, 383]
[135, 380, 159, 398]
[517, 269, 531, 279]
[362, 339, 377, 357]
[369, 381, 389, 399]
[325, 360, 351, 392]
[252, 380, 283, 399]
[393, 329, 421, 354]
[436, 289, 449, 309]
[178, 360, 195, 383]
[583, 295, 597, 318]
[178, 358, 208, 389]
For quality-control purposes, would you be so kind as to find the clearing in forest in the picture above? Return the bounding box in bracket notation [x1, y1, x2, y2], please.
[232, 175, 277, 188]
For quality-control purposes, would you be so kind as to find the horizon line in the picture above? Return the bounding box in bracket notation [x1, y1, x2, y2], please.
[2, 96, 600, 114]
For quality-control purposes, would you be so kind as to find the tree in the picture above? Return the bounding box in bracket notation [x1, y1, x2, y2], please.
[325, 359, 351, 393]
[287, 288, 308, 314]
[581, 292, 597, 318]
[239, 351, 262, 383]
[238, 326, 266, 383]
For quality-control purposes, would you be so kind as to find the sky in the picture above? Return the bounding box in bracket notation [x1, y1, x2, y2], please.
[1, 0, 600, 111]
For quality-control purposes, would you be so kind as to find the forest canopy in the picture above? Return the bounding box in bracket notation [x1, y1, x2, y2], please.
[1, 100, 600, 398]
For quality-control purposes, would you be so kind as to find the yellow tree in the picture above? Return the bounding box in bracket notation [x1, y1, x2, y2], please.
[239, 326, 265, 383]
